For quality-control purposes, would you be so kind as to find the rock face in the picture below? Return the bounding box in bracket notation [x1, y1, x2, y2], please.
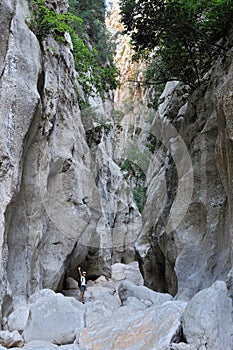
[182, 281, 233, 350]
[0, 0, 141, 311]
[135, 47, 233, 300]
[107, 0, 233, 302]
[1, 0, 233, 348]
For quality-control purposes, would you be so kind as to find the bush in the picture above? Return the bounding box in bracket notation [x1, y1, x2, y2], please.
[29, 0, 119, 97]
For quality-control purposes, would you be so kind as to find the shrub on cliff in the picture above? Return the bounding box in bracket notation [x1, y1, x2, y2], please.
[119, 0, 233, 89]
[29, 0, 119, 97]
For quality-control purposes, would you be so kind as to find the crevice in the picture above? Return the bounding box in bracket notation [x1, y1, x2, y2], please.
[0, 2, 15, 79]
[37, 68, 45, 105]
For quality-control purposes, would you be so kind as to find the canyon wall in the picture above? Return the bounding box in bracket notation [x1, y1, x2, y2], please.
[135, 48, 233, 300]
[0, 0, 141, 311]
[0, 0, 233, 317]
[107, 0, 233, 301]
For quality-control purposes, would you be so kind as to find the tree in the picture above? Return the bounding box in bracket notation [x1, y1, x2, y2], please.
[68, 0, 119, 96]
[119, 0, 233, 88]
[29, 0, 119, 98]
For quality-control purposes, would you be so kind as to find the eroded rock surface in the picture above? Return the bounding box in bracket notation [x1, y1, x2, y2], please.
[136, 51, 233, 299]
[0, 0, 141, 310]
[1, 264, 231, 350]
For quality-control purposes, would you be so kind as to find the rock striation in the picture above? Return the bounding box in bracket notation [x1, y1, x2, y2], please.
[0, 0, 233, 348]
[135, 46, 233, 299]
[0, 0, 141, 311]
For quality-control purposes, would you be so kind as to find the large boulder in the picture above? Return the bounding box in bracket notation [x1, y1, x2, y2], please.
[182, 281, 233, 349]
[118, 280, 173, 306]
[111, 261, 143, 285]
[79, 300, 186, 350]
[22, 293, 85, 345]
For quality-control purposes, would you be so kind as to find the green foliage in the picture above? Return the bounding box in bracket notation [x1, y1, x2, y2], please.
[111, 109, 124, 122]
[145, 132, 159, 153]
[29, 0, 82, 41]
[120, 158, 145, 181]
[29, 0, 119, 97]
[132, 185, 147, 213]
[119, 158, 147, 212]
[69, 0, 115, 61]
[120, 0, 233, 88]
[143, 58, 166, 93]
[68, 0, 120, 95]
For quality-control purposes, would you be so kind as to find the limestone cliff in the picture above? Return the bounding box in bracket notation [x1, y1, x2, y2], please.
[0, 0, 141, 310]
[107, 0, 233, 302]
[136, 49, 233, 300]
[1, 0, 233, 319]
[0, 0, 233, 348]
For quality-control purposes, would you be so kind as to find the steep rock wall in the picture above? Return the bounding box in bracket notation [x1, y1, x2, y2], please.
[136, 46, 233, 300]
[106, 0, 233, 301]
[0, 0, 141, 310]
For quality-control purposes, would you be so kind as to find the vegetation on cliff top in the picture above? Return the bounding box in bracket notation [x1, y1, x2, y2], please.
[119, 0, 233, 89]
[29, 0, 119, 98]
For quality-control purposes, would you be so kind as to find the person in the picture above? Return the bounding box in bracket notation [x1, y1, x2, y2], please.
[77, 266, 86, 303]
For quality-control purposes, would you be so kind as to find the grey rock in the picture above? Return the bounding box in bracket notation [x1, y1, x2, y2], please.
[123, 296, 147, 310]
[0, 330, 24, 348]
[21, 341, 58, 350]
[0, 0, 141, 309]
[226, 267, 233, 299]
[79, 300, 186, 350]
[64, 277, 80, 290]
[23, 293, 85, 345]
[182, 281, 233, 350]
[118, 280, 173, 305]
[29, 290, 56, 304]
[136, 50, 233, 299]
[111, 261, 143, 285]
[18, 341, 81, 350]
[170, 344, 196, 350]
[8, 306, 30, 332]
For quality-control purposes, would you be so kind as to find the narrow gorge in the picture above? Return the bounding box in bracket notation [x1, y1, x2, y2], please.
[0, 0, 233, 349]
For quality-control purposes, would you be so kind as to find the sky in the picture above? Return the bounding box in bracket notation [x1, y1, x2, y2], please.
[105, 0, 114, 10]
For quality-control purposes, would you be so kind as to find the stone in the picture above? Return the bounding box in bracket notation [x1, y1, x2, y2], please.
[22, 293, 85, 345]
[29, 290, 56, 304]
[8, 306, 30, 332]
[78, 300, 186, 350]
[85, 300, 117, 327]
[19, 341, 81, 350]
[135, 52, 233, 299]
[182, 281, 233, 350]
[0, 0, 142, 310]
[59, 345, 81, 350]
[123, 296, 147, 310]
[226, 267, 233, 299]
[118, 280, 173, 306]
[111, 261, 143, 285]
[65, 277, 80, 290]
[0, 330, 24, 348]
[170, 343, 196, 350]
[22, 341, 58, 350]
[84, 285, 120, 308]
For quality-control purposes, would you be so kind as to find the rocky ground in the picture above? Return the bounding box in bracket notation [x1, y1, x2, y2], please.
[0, 262, 232, 350]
